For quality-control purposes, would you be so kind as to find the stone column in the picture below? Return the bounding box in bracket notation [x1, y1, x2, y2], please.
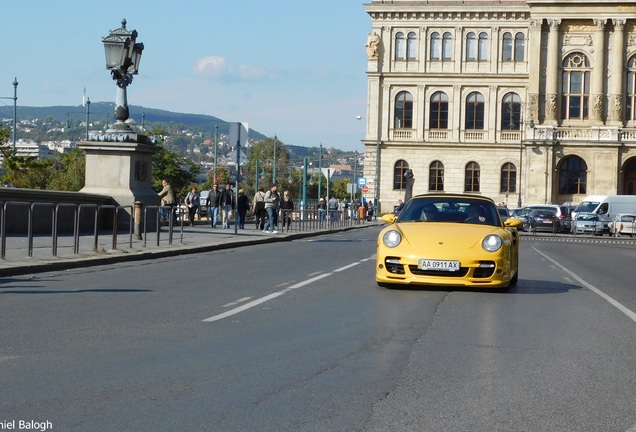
[545, 19, 561, 124]
[591, 19, 607, 123]
[609, 19, 626, 125]
[527, 19, 543, 122]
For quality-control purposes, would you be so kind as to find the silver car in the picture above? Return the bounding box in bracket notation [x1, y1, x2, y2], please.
[571, 212, 603, 236]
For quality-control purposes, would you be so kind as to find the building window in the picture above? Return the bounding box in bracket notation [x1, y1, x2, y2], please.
[429, 161, 444, 191]
[466, 32, 477, 61]
[478, 32, 489, 61]
[561, 52, 590, 120]
[627, 56, 636, 121]
[429, 91, 449, 129]
[501, 92, 522, 130]
[442, 32, 453, 60]
[393, 160, 409, 190]
[502, 32, 525, 62]
[395, 91, 413, 129]
[514, 33, 525, 62]
[558, 156, 587, 194]
[430, 32, 441, 60]
[465, 162, 480, 192]
[465, 92, 485, 130]
[500, 162, 517, 193]
[407, 32, 417, 60]
[395, 32, 405, 60]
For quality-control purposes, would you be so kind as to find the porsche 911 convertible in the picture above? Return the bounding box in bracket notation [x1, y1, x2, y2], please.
[376, 194, 522, 289]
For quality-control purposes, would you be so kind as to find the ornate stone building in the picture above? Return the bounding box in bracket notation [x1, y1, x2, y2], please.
[361, 0, 636, 212]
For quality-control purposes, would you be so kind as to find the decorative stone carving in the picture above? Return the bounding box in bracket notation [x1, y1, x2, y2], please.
[592, 94, 604, 120]
[609, 94, 624, 121]
[546, 93, 558, 120]
[366, 32, 381, 59]
[528, 93, 539, 120]
[563, 35, 593, 46]
[613, 18, 626, 31]
[529, 19, 542, 30]
[548, 19, 561, 31]
[593, 19, 606, 31]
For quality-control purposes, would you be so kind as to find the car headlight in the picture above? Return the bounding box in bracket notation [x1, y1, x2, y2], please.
[482, 234, 503, 252]
[383, 230, 402, 248]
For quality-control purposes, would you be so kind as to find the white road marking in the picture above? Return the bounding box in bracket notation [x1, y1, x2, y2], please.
[203, 256, 375, 323]
[532, 247, 636, 324]
[222, 297, 252, 308]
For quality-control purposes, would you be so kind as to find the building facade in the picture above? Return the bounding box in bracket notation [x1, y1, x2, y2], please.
[361, 0, 636, 212]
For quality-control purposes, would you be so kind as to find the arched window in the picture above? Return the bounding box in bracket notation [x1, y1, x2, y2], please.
[501, 92, 522, 130]
[501, 162, 517, 193]
[465, 92, 485, 130]
[394, 160, 409, 190]
[430, 32, 441, 61]
[465, 162, 480, 192]
[395, 91, 413, 129]
[561, 52, 591, 120]
[429, 92, 449, 129]
[502, 32, 513, 61]
[466, 32, 477, 61]
[478, 32, 489, 61]
[558, 156, 587, 194]
[442, 32, 453, 60]
[395, 32, 406, 60]
[407, 32, 417, 60]
[514, 32, 525, 61]
[429, 161, 445, 191]
[627, 56, 636, 121]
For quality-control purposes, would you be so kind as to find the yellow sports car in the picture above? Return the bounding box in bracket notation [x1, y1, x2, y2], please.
[376, 194, 522, 289]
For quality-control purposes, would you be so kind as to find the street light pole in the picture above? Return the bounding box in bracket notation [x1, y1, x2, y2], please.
[214, 124, 218, 184]
[318, 143, 323, 199]
[85, 98, 91, 140]
[1, 78, 18, 149]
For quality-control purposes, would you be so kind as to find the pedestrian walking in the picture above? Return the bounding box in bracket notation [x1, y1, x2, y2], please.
[220, 182, 235, 229]
[236, 188, 250, 229]
[157, 179, 176, 224]
[263, 183, 280, 234]
[280, 190, 294, 231]
[328, 196, 339, 225]
[317, 197, 327, 224]
[252, 187, 266, 230]
[205, 184, 221, 228]
[184, 186, 200, 227]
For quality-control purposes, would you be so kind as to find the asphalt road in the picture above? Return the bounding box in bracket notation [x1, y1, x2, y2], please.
[1, 228, 636, 432]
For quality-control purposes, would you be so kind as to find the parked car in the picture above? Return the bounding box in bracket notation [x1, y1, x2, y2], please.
[510, 207, 532, 231]
[526, 204, 571, 232]
[376, 194, 522, 290]
[608, 213, 636, 238]
[524, 209, 560, 233]
[497, 206, 510, 222]
[571, 212, 604, 236]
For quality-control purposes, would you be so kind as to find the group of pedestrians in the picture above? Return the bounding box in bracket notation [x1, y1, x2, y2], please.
[157, 180, 293, 233]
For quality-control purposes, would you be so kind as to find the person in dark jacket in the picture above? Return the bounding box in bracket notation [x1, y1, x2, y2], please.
[236, 188, 250, 229]
[280, 190, 294, 231]
[220, 183, 235, 229]
[205, 184, 221, 228]
[184, 186, 200, 227]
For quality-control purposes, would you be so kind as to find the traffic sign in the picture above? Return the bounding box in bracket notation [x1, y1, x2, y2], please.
[357, 177, 367, 187]
[362, 186, 369, 193]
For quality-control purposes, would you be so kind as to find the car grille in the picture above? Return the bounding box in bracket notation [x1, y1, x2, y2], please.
[473, 261, 496, 278]
[408, 266, 469, 277]
[385, 257, 405, 274]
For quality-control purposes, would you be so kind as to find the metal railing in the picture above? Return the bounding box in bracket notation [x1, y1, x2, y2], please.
[1, 201, 132, 260]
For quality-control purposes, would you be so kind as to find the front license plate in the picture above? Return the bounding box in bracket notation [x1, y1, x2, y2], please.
[418, 259, 460, 272]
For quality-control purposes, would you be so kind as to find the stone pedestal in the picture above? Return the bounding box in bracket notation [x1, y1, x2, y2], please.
[77, 134, 160, 210]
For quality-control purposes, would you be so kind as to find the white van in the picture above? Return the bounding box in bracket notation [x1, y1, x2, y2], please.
[572, 195, 636, 232]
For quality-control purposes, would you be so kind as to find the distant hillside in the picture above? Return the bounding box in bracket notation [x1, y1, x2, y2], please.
[16, 102, 268, 140]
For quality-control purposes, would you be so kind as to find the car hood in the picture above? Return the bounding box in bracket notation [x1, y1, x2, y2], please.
[391, 222, 504, 248]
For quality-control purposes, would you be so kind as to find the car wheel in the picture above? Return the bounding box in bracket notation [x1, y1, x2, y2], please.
[509, 270, 518, 286]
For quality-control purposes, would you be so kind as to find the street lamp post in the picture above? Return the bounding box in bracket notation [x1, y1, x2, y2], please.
[85, 98, 91, 140]
[101, 18, 144, 134]
[0, 78, 18, 149]
[357, 115, 381, 217]
[318, 143, 323, 199]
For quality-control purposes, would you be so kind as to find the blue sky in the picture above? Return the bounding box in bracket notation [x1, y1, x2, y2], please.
[0, 1, 371, 150]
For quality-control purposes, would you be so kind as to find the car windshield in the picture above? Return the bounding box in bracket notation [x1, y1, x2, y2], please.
[531, 210, 556, 218]
[577, 213, 598, 221]
[396, 197, 501, 227]
[574, 201, 600, 213]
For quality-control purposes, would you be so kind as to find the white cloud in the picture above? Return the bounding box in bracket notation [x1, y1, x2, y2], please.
[193, 55, 267, 82]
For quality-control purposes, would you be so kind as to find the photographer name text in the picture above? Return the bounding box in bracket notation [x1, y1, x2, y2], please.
[0, 420, 52, 431]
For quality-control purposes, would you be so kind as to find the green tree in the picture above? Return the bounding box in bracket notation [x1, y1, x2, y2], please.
[244, 136, 291, 196]
[47, 149, 86, 191]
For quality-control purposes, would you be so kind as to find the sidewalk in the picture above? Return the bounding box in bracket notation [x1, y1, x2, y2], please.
[0, 220, 378, 277]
